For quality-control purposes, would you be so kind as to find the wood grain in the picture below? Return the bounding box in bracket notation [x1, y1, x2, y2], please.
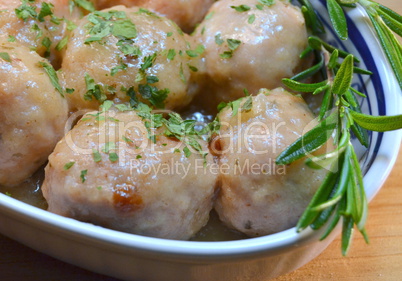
[0, 0, 401, 280]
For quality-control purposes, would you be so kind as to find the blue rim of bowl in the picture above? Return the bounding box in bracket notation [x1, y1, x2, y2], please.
[0, 0, 401, 261]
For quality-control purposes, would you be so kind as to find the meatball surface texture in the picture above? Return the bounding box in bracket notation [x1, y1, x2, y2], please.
[42, 108, 217, 239]
[0, 39, 68, 186]
[213, 88, 329, 236]
[194, 0, 309, 105]
[61, 6, 199, 111]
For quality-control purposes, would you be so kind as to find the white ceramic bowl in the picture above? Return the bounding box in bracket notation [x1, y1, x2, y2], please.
[0, 1, 401, 280]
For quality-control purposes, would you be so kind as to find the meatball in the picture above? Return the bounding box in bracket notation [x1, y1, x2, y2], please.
[0, 0, 86, 67]
[93, 0, 215, 33]
[194, 0, 309, 106]
[0, 39, 68, 186]
[42, 107, 218, 239]
[61, 6, 200, 111]
[213, 88, 329, 236]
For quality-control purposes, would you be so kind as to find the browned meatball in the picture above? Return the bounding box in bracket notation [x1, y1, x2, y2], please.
[0, 0, 83, 66]
[0, 38, 68, 186]
[60, 6, 200, 111]
[42, 107, 218, 239]
[193, 0, 309, 108]
[213, 88, 329, 236]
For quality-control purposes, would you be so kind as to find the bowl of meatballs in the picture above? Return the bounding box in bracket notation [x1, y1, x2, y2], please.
[0, 0, 401, 280]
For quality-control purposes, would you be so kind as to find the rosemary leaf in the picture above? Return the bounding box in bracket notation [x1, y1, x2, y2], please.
[327, 0, 348, 40]
[276, 112, 337, 165]
[349, 110, 402, 132]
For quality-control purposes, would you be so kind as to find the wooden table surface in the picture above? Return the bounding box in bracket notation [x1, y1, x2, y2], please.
[1, 1, 401, 280]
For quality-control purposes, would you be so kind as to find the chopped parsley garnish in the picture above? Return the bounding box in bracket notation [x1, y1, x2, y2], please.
[66, 88, 75, 94]
[220, 39, 242, 59]
[63, 161, 75, 170]
[37, 2, 53, 22]
[141, 53, 157, 71]
[146, 76, 159, 84]
[109, 152, 119, 162]
[248, 14, 256, 24]
[111, 61, 128, 76]
[183, 147, 192, 158]
[230, 5, 251, 12]
[188, 65, 198, 72]
[219, 96, 253, 116]
[215, 33, 224, 46]
[167, 49, 176, 60]
[80, 170, 88, 183]
[7, 35, 16, 42]
[83, 73, 106, 102]
[138, 84, 169, 108]
[205, 11, 214, 20]
[41, 36, 52, 57]
[92, 149, 102, 162]
[258, 0, 275, 6]
[227, 39, 242, 50]
[38, 62, 64, 97]
[56, 36, 69, 51]
[116, 40, 142, 57]
[72, 0, 96, 13]
[179, 63, 186, 84]
[122, 136, 134, 143]
[162, 113, 208, 161]
[166, 32, 173, 37]
[15, 1, 37, 21]
[0, 52, 11, 62]
[185, 44, 205, 58]
[85, 11, 137, 44]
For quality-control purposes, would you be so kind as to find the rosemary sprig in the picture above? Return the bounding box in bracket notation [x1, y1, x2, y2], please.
[280, 0, 402, 255]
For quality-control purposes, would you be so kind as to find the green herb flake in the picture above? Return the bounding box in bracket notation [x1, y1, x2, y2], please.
[258, 0, 275, 6]
[66, 88, 75, 94]
[38, 2, 54, 22]
[7, 35, 16, 42]
[102, 142, 116, 154]
[0, 52, 11, 62]
[56, 36, 69, 51]
[186, 50, 199, 57]
[38, 62, 64, 97]
[205, 11, 214, 20]
[230, 5, 251, 12]
[248, 14, 256, 24]
[227, 39, 242, 50]
[109, 152, 119, 162]
[80, 169, 88, 183]
[141, 53, 157, 71]
[92, 149, 102, 163]
[215, 33, 224, 46]
[166, 31, 173, 37]
[256, 4, 264, 10]
[167, 48, 176, 60]
[73, 0, 95, 12]
[183, 147, 192, 158]
[188, 65, 198, 72]
[15, 2, 37, 21]
[136, 155, 142, 159]
[220, 51, 233, 59]
[122, 136, 134, 143]
[111, 62, 128, 76]
[41, 37, 52, 57]
[63, 161, 75, 170]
